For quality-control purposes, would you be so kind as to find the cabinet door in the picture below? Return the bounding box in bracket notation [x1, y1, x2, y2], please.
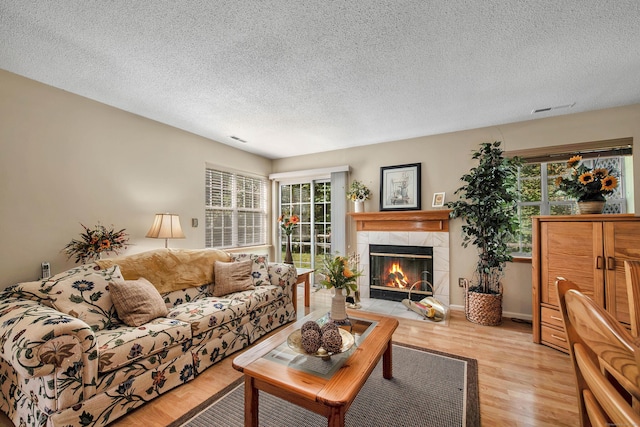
[604, 221, 640, 325]
[540, 221, 604, 306]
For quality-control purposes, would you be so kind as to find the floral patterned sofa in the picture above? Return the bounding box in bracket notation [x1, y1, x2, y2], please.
[0, 248, 296, 427]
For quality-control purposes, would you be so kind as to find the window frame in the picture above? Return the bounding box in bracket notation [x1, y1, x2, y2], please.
[278, 180, 332, 271]
[205, 167, 268, 249]
[510, 151, 630, 257]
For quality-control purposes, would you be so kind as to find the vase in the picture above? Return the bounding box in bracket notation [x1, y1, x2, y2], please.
[284, 234, 294, 265]
[577, 200, 606, 215]
[330, 287, 348, 321]
[354, 200, 365, 213]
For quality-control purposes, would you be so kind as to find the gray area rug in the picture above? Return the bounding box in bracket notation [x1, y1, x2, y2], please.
[174, 343, 479, 427]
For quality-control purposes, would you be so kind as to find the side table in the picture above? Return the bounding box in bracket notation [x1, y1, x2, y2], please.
[295, 268, 313, 310]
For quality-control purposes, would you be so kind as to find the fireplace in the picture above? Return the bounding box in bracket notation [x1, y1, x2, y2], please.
[350, 210, 450, 306]
[369, 244, 433, 302]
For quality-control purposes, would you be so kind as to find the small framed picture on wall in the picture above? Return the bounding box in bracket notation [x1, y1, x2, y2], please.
[432, 192, 445, 208]
[379, 163, 422, 211]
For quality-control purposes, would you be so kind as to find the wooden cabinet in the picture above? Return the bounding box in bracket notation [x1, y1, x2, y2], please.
[532, 214, 640, 353]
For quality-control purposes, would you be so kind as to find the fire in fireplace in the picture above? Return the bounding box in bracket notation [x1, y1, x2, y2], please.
[369, 244, 433, 302]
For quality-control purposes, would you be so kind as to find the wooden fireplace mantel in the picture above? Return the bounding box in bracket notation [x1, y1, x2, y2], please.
[348, 210, 451, 232]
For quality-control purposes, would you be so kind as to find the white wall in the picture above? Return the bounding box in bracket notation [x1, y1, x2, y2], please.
[0, 70, 272, 288]
[272, 104, 640, 317]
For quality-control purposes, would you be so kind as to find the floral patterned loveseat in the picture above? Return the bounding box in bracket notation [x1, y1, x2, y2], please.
[0, 248, 296, 427]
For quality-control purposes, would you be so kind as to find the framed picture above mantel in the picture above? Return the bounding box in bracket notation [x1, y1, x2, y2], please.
[379, 163, 421, 211]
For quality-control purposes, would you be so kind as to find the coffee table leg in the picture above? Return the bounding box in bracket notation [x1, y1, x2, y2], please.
[244, 376, 259, 427]
[327, 405, 346, 427]
[382, 340, 393, 379]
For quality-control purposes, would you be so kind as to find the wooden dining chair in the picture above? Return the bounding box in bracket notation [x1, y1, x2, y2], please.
[556, 278, 640, 427]
[625, 260, 640, 338]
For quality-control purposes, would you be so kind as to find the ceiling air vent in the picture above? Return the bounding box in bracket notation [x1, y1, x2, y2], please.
[230, 136, 247, 143]
[531, 102, 576, 114]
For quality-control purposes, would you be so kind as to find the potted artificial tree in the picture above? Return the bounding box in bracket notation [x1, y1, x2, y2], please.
[446, 141, 521, 326]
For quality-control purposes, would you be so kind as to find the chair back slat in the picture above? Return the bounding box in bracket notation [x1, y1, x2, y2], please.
[582, 389, 608, 427]
[556, 279, 640, 426]
[625, 260, 640, 338]
[575, 344, 640, 426]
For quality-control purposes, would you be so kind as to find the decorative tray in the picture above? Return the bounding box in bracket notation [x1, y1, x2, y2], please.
[287, 328, 354, 359]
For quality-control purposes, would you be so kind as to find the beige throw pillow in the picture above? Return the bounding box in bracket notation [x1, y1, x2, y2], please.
[212, 260, 254, 297]
[109, 277, 168, 327]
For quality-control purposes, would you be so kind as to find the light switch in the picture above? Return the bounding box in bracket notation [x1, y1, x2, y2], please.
[192, 218, 198, 227]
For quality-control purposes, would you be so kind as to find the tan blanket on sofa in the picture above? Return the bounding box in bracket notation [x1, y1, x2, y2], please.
[96, 248, 231, 294]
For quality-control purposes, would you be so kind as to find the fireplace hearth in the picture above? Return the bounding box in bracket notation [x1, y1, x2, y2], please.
[369, 244, 433, 302]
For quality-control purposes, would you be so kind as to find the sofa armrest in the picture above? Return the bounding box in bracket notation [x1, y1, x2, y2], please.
[0, 297, 97, 380]
[268, 263, 297, 300]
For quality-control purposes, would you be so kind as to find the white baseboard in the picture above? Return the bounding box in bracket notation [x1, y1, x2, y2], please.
[449, 304, 532, 322]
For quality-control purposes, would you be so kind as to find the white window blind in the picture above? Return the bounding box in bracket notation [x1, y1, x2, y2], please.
[205, 168, 267, 249]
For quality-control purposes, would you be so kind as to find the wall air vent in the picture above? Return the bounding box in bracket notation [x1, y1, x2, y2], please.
[531, 102, 576, 114]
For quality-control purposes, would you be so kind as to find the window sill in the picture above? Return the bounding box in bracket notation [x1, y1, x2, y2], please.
[511, 256, 532, 264]
[225, 245, 271, 254]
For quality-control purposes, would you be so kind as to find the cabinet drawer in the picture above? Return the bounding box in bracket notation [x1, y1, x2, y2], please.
[541, 306, 565, 329]
[541, 325, 569, 353]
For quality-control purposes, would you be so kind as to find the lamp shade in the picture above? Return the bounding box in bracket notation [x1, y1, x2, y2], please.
[146, 214, 185, 247]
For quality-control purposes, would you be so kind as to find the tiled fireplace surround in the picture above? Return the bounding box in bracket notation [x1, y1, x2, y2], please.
[349, 210, 450, 306]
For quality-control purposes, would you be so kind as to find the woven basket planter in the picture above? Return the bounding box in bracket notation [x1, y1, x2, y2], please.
[577, 200, 605, 214]
[465, 289, 502, 326]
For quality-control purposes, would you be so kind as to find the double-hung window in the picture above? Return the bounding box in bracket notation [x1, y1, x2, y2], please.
[205, 168, 267, 249]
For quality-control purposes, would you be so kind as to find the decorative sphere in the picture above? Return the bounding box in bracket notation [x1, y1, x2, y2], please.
[301, 330, 322, 353]
[301, 320, 321, 335]
[322, 328, 343, 353]
[320, 321, 338, 336]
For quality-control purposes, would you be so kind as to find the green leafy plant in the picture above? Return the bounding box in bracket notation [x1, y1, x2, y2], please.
[446, 141, 522, 294]
[317, 254, 362, 296]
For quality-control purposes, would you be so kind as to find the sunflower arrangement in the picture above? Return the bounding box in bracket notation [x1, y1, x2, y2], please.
[63, 223, 129, 264]
[317, 254, 362, 296]
[555, 155, 619, 202]
[277, 213, 300, 235]
[346, 180, 370, 202]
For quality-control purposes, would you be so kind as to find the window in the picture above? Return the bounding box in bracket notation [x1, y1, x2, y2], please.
[270, 166, 349, 273]
[205, 168, 267, 249]
[511, 155, 629, 256]
[279, 181, 331, 273]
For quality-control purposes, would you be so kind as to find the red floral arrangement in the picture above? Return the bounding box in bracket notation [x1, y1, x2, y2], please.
[278, 214, 299, 235]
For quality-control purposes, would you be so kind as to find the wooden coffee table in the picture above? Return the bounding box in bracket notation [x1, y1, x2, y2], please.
[232, 310, 398, 427]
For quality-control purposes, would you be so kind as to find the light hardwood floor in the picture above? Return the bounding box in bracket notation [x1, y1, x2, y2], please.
[0, 287, 579, 427]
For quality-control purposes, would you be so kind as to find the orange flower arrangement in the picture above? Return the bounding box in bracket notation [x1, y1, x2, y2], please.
[62, 223, 129, 264]
[278, 213, 299, 235]
[318, 254, 362, 296]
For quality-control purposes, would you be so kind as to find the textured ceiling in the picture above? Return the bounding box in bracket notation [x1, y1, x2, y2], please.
[1, 1, 639, 159]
